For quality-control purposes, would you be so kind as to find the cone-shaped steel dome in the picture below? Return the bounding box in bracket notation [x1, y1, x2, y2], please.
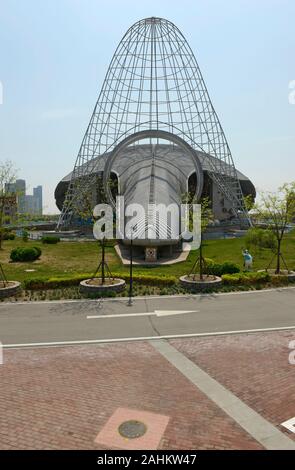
[58, 16, 248, 228]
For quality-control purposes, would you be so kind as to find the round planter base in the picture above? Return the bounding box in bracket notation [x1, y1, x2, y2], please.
[79, 278, 126, 296]
[259, 269, 295, 282]
[179, 275, 222, 291]
[0, 281, 21, 299]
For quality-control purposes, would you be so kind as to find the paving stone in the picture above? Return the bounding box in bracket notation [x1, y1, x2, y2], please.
[0, 342, 262, 450]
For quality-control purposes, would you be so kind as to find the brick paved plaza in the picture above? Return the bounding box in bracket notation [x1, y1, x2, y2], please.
[0, 331, 294, 450]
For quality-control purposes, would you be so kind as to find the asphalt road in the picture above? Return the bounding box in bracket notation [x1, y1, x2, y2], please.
[1, 288, 295, 347]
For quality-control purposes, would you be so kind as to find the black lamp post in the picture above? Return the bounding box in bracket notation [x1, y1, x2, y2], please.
[128, 234, 133, 306]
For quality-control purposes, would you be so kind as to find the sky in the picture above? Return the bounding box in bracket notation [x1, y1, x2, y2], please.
[0, 0, 294, 213]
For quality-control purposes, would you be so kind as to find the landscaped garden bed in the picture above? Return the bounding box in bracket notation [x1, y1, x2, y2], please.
[0, 234, 294, 301]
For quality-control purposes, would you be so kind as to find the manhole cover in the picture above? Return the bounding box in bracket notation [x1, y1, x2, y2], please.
[118, 420, 147, 439]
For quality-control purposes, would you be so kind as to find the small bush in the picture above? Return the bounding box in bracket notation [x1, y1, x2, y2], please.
[222, 274, 241, 285]
[204, 258, 214, 265]
[1, 230, 15, 240]
[205, 260, 240, 276]
[22, 230, 29, 242]
[222, 271, 270, 285]
[41, 236, 60, 244]
[10, 246, 41, 262]
[33, 246, 42, 257]
[270, 274, 289, 286]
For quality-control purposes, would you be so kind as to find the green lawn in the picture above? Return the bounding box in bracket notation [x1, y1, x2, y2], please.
[1, 231, 295, 283]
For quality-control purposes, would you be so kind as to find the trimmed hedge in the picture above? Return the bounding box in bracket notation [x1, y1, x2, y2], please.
[21, 270, 294, 291]
[23, 272, 177, 290]
[33, 246, 42, 258]
[10, 246, 41, 262]
[222, 271, 270, 285]
[204, 259, 240, 276]
[41, 236, 60, 244]
[269, 274, 289, 285]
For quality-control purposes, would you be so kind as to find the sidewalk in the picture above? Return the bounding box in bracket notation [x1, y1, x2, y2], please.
[0, 331, 294, 449]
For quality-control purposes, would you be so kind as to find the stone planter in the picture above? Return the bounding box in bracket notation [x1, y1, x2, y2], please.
[259, 269, 295, 282]
[0, 281, 21, 299]
[287, 271, 295, 281]
[79, 278, 126, 296]
[179, 275, 222, 291]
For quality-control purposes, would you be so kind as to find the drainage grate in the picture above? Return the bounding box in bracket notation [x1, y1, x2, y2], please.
[118, 420, 147, 439]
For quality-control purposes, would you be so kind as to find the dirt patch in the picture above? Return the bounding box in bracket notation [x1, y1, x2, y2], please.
[86, 278, 118, 286]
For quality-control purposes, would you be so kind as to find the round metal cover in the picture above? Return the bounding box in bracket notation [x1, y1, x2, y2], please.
[118, 420, 147, 439]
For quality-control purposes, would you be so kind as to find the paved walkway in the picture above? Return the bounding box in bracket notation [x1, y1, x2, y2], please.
[0, 330, 295, 449]
[171, 330, 295, 444]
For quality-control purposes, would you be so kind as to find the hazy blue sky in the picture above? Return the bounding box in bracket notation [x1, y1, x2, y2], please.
[0, 0, 294, 213]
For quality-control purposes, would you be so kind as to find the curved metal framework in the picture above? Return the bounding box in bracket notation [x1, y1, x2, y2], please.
[57, 16, 249, 228]
[103, 130, 204, 209]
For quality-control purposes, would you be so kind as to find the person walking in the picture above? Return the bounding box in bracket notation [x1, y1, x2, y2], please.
[242, 248, 253, 271]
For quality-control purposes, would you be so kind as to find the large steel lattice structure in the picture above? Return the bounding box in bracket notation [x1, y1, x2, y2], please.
[57, 16, 249, 229]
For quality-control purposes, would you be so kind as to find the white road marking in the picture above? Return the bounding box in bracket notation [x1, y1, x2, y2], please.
[86, 310, 197, 319]
[3, 324, 295, 349]
[281, 417, 295, 433]
[155, 310, 197, 317]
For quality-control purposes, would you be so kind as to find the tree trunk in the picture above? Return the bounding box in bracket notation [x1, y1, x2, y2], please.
[101, 238, 105, 284]
[129, 238, 133, 300]
[199, 235, 203, 281]
[0, 203, 3, 250]
[276, 238, 281, 274]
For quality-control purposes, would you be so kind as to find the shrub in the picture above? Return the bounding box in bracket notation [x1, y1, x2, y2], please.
[1, 230, 15, 240]
[23, 273, 177, 290]
[205, 260, 240, 276]
[33, 246, 42, 257]
[204, 258, 214, 265]
[10, 246, 41, 262]
[222, 271, 270, 285]
[221, 274, 241, 285]
[270, 274, 289, 286]
[22, 230, 29, 242]
[41, 236, 60, 244]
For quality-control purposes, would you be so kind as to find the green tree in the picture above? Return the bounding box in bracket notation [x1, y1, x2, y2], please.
[253, 183, 295, 274]
[0, 161, 17, 250]
[182, 193, 213, 280]
[65, 175, 118, 225]
[245, 227, 276, 254]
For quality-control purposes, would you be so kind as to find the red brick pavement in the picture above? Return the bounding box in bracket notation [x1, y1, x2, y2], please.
[171, 331, 295, 441]
[0, 342, 262, 450]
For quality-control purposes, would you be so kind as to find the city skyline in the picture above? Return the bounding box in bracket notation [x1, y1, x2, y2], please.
[5, 179, 43, 216]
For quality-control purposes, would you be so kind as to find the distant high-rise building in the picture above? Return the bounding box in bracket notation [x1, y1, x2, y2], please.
[4, 179, 26, 214]
[4, 182, 16, 194]
[4, 179, 42, 216]
[33, 185, 42, 215]
[15, 179, 26, 214]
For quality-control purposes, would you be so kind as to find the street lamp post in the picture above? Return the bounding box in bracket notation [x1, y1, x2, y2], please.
[128, 235, 133, 306]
